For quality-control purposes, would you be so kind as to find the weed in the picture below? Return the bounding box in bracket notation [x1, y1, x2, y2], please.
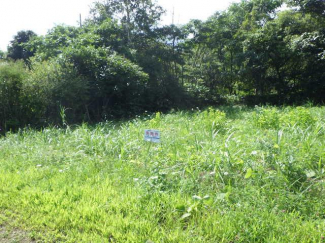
[0, 106, 324, 242]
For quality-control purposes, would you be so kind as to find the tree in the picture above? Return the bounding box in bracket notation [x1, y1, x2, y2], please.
[88, 0, 188, 110]
[26, 25, 82, 60]
[289, 30, 325, 102]
[89, 0, 165, 45]
[182, 1, 249, 99]
[7, 30, 37, 64]
[60, 46, 149, 119]
[286, 0, 325, 16]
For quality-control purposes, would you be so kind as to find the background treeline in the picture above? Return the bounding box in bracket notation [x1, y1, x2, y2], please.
[0, 0, 324, 131]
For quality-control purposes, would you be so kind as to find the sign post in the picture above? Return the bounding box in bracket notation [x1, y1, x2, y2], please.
[144, 129, 161, 143]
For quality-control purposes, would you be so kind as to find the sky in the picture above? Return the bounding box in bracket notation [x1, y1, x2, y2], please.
[0, 0, 240, 51]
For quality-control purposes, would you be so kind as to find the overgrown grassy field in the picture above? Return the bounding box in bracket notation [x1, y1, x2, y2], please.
[1, 106, 325, 242]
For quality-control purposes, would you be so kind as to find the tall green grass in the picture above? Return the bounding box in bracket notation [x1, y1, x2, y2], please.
[1, 106, 325, 242]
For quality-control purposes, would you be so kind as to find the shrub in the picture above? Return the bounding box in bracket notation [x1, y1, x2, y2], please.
[0, 61, 28, 132]
[252, 107, 280, 129]
[61, 46, 149, 119]
[279, 107, 316, 128]
[199, 107, 227, 132]
[27, 58, 89, 124]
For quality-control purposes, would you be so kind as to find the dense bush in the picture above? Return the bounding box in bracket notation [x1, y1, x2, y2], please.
[0, 61, 28, 132]
[199, 107, 227, 132]
[280, 107, 316, 128]
[251, 106, 317, 130]
[0, 47, 149, 132]
[252, 107, 280, 129]
[0, 59, 89, 131]
[27, 58, 89, 124]
[60, 46, 149, 120]
[1, 0, 325, 132]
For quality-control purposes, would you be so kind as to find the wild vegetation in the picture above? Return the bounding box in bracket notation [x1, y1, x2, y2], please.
[0, 0, 324, 132]
[1, 106, 325, 242]
[0, 0, 324, 241]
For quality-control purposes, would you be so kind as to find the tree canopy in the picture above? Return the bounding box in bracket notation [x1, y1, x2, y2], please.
[1, 0, 324, 131]
[7, 30, 37, 65]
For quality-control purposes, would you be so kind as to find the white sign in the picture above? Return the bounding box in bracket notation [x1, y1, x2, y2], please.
[144, 129, 161, 143]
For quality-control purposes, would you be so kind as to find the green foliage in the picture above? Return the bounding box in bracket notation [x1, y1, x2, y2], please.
[286, 0, 325, 16]
[252, 106, 316, 129]
[0, 59, 88, 130]
[0, 61, 28, 131]
[1, 0, 325, 132]
[1, 106, 325, 242]
[7, 30, 37, 65]
[27, 58, 89, 123]
[0, 46, 150, 131]
[182, 0, 325, 104]
[26, 25, 110, 65]
[252, 107, 280, 129]
[280, 106, 317, 128]
[199, 107, 227, 132]
[89, 0, 165, 33]
[61, 46, 149, 119]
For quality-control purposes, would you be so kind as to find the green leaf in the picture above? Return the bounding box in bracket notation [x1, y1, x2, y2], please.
[175, 205, 186, 212]
[245, 168, 253, 179]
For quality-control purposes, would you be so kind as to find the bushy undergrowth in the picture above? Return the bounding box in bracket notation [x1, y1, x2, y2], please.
[252, 106, 317, 129]
[0, 106, 325, 242]
[0, 50, 149, 132]
[0, 61, 28, 131]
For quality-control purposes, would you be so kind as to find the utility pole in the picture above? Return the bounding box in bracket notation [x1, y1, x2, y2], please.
[79, 14, 82, 27]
